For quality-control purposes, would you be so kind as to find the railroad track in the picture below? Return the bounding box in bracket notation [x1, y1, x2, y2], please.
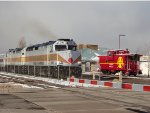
[0, 73, 150, 113]
[0, 74, 64, 89]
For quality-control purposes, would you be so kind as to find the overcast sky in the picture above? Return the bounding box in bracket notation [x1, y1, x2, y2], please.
[0, 1, 150, 53]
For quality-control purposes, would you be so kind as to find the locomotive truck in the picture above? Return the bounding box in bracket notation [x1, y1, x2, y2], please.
[0, 39, 82, 78]
[96, 49, 142, 76]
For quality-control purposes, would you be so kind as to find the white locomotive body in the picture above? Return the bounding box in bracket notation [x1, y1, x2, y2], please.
[1, 39, 82, 78]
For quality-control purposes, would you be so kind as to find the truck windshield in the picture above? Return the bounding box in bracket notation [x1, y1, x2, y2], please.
[55, 45, 67, 51]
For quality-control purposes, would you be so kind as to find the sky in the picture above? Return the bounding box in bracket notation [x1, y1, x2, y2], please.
[0, 1, 150, 54]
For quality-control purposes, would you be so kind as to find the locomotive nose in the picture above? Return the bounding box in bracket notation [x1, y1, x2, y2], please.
[92, 56, 99, 62]
[68, 57, 73, 63]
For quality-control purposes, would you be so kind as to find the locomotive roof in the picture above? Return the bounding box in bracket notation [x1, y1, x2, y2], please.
[115, 53, 142, 56]
[57, 39, 73, 41]
[108, 49, 128, 51]
[27, 41, 56, 49]
[9, 48, 22, 52]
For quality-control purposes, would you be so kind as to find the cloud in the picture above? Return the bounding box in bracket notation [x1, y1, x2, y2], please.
[0, 2, 150, 54]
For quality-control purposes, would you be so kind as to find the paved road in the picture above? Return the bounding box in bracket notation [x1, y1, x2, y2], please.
[0, 85, 149, 113]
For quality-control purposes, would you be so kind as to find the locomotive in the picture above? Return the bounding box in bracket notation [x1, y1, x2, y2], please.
[0, 39, 82, 78]
[96, 49, 142, 76]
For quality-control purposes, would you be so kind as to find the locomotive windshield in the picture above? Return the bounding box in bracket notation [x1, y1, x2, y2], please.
[55, 45, 67, 51]
[68, 45, 76, 51]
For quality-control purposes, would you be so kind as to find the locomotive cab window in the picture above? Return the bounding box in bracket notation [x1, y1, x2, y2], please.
[55, 45, 67, 51]
[68, 46, 76, 51]
[108, 52, 112, 56]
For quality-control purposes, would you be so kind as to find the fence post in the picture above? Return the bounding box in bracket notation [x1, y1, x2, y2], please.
[119, 71, 122, 82]
[92, 71, 95, 80]
[99, 71, 101, 81]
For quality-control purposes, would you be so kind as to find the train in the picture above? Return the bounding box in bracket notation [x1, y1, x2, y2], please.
[0, 39, 82, 78]
[96, 49, 142, 76]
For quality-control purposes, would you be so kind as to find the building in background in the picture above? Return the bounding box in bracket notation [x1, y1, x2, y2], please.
[77, 44, 98, 50]
[140, 56, 150, 76]
[77, 44, 99, 72]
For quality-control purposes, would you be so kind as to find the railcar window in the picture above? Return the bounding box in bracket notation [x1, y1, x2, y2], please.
[55, 45, 67, 51]
[129, 55, 140, 61]
[35, 47, 38, 50]
[26, 48, 33, 51]
[133, 54, 140, 61]
[68, 46, 76, 51]
[108, 52, 112, 56]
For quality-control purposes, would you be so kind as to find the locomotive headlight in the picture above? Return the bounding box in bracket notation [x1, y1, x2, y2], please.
[77, 61, 81, 65]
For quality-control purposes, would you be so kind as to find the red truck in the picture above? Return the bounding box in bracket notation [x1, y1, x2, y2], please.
[97, 49, 142, 76]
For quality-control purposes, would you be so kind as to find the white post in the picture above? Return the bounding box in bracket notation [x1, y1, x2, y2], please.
[119, 71, 122, 82]
[93, 71, 95, 80]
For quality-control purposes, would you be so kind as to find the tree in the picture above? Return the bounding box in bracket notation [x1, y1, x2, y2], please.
[17, 37, 26, 49]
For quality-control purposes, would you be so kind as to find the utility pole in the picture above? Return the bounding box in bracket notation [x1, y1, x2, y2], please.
[119, 34, 126, 49]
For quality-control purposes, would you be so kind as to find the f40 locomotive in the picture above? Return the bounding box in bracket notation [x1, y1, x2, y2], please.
[96, 49, 142, 76]
[0, 39, 82, 78]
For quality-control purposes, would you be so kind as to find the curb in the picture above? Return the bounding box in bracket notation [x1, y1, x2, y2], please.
[67, 78, 150, 92]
